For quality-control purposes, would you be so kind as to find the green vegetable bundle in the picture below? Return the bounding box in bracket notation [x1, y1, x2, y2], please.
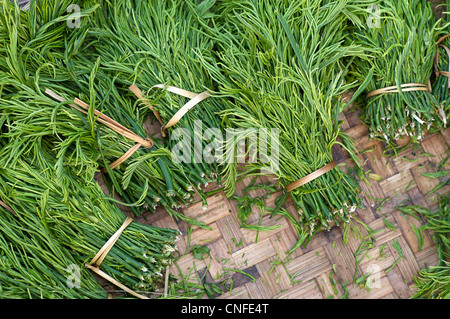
[0, 183, 108, 298]
[0, 215, 107, 299]
[0, 0, 211, 225]
[351, 0, 448, 143]
[398, 195, 450, 299]
[198, 0, 372, 247]
[65, 0, 228, 211]
[432, 46, 450, 129]
[431, 0, 450, 129]
[0, 150, 181, 297]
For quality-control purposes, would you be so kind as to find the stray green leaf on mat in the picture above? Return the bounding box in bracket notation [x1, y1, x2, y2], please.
[376, 197, 391, 212]
[426, 181, 448, 196]
[420, 152, 435, 157]
[368, 173, 383, 182]
[382, 217, 397, 231]
[378, 243, 388, 260]
[402, 157, 420, 162]
[192, 245, 211, 260]
[411, 223, 424, 252]
[421, 171, 450, 179]
[365, 193, 386, 202]
[392, 239, 405, 260]
[385, 258, 401, 274]
[405, 179, 414, 191]
[222, 268, 256, 282]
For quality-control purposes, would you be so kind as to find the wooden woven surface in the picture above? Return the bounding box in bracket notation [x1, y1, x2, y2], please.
[119, 102, 449, 300]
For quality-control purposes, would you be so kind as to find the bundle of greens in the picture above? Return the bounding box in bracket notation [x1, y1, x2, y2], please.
[432, 1, 450, 129]
[0, 149, 181, 297]
[197, 0, 374, 247]
[351, 0, 448, 143]
[0, 171, 108, 298]
[0, 213, 108, 299]
[0, 0, 211, 224]
[66, 0, 229, 209]
[397, 195, 449, 299]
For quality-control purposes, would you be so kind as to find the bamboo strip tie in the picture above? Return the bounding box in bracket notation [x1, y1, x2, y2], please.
[164, 266, 170, 298]
[85, 217, 150, 299]
[129, 84, 165, 127]
[366, 83, 431, 99]
[0, 200, 15, 215]
[285, 161, 337, 192]
[129, 84, 211, 138]
[45, 89, 154, 172]
[434, 34, 450, 88]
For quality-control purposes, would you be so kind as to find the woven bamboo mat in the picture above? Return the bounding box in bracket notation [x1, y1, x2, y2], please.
[99, 101, 448, 300]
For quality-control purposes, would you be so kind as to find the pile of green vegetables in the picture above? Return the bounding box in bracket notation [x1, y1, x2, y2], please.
[0, 0, 214, 226]
[0, 137, 181, 297]
[0, 0, 182, 298]
[64, 0, 229, 216]
[0, 0, 449, 299]
[197, 0, 374, 247]
[351, 0, 449, 143]
[432, 0, 450, 129]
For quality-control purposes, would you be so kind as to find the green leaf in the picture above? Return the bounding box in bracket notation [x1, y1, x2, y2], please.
[192, 245, 211, 260]
[382, 217, 397, 231]
[368, 173, 383, 182]
[421, 171, 450, 179]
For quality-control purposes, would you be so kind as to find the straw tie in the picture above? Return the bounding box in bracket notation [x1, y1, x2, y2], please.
[0, 200, 15, 215]
[434, 34, 450, 88]
[285, 161, 337, 192]
[366, 82, 431, 99]
[129, 84, 211, 137]
[45, 89, 154, 172]
[85, 217, 150, 299]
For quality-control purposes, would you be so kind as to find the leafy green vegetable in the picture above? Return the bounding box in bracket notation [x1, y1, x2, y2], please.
[200, 0, 372, 248]
[352, 0, 449, 142]
[192, 245, 211, 260]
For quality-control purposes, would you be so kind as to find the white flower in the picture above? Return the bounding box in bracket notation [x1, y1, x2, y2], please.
[164, 244, 176, 253]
